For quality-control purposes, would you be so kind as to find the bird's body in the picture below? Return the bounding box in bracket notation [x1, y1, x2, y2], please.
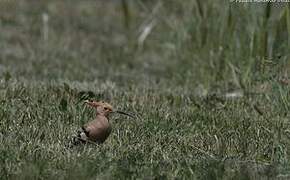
[70, 100, 135, 146]
[82, 115, 112, 143]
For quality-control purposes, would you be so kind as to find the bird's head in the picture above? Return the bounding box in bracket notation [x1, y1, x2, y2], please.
[84, 100, 135, 119]
[84, 100, 113, 116]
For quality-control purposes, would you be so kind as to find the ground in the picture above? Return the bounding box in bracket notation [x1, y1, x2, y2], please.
[1, 1, 290, 179]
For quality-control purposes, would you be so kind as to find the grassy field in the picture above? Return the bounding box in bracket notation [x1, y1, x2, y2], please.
[1, 0, 290, 179]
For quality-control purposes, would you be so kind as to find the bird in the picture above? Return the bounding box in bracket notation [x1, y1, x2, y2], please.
[70, 100, 134, 146]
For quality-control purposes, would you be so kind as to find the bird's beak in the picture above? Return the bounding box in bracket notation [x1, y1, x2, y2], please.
[113, 110, 136, 119]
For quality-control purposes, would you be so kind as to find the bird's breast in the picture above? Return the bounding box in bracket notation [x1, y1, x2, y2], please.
[85, 117, 112, 143]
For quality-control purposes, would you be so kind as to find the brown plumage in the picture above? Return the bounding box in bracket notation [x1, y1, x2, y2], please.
[71, 100, 134, 145]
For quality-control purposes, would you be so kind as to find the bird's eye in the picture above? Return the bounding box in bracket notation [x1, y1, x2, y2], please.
[104, 107, 108, 110]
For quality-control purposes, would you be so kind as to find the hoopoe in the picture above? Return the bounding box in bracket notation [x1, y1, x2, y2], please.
[71, 100, 134, 145]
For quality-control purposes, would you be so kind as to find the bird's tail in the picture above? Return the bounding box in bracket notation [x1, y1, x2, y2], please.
[67, 128, 89, 147]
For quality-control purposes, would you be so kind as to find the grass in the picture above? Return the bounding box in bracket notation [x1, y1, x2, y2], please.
[1, 0, 290, 179]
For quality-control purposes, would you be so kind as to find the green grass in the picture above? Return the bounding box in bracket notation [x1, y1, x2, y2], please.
[1, 0, 290, 179]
